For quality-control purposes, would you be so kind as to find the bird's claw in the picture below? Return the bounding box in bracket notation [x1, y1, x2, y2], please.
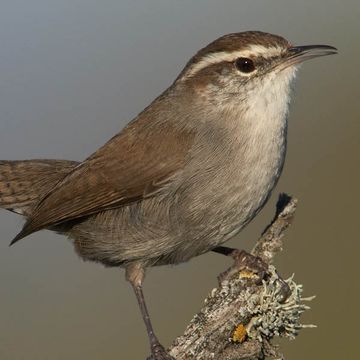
[147, 343, 174, 360]
[218, 249, 268, 285]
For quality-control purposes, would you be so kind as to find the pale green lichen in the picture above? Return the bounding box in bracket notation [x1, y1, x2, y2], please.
[245, 265, 316, 342]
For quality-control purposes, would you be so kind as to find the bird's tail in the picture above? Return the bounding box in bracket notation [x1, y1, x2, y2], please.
[0, 159, 79, 217]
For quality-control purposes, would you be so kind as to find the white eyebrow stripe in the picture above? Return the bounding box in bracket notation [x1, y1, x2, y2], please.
[183, 45, 284, 79]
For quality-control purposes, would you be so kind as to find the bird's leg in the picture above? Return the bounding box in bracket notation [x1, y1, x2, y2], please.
[212, 246, 268, 285]
[212, 246, 291, 302]
[126, 263, 174, 360]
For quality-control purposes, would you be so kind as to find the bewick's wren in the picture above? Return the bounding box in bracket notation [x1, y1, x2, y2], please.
[0, 31, 336, 359]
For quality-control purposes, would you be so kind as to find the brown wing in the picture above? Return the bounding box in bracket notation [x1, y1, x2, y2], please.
[12, 117, 194, 243]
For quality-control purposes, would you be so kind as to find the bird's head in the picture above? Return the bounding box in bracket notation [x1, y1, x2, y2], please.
[176, 31, 337, 111]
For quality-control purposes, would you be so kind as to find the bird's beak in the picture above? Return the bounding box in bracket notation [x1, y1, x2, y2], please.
[280, 44, 337, 69]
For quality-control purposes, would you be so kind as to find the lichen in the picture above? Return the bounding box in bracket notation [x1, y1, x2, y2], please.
[232, 323, 248, 343]
[245, 265, 316, 342]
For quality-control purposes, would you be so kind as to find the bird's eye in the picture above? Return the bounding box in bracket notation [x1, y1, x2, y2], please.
[235, 58, 256, 73]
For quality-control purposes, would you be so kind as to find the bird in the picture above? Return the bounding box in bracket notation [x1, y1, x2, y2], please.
[0, 31, 336, 359]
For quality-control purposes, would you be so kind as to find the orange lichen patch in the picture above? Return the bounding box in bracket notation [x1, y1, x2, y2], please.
[232, 323, 247, 343]
[239, 270, 259, 279]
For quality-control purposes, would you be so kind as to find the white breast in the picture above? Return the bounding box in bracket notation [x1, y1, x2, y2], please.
[173, 66, 298, 252]
[217, 69, 296, 234]
[217, 67, 297, 237]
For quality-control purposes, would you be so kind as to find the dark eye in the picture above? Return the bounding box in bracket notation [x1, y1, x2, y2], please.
[235, 57, 256, 73]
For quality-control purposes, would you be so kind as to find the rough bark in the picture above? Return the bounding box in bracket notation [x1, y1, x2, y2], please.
[151, 194, 315, 360]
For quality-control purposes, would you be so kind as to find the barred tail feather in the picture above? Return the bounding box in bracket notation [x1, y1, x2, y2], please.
[0, 159, 78, 217]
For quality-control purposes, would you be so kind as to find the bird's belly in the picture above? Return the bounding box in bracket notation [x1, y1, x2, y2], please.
[68, 145, 285, 267]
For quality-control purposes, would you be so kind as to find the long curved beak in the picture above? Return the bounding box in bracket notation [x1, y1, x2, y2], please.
[281, 44, 338, 68]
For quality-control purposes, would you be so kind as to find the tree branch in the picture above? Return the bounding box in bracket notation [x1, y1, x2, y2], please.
[156, 193, 313, 360]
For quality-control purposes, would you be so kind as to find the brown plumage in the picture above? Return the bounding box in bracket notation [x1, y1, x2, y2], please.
[0, 31, 336, 360]
[12, 119, 194, 243]
[0, 160, 78, 216]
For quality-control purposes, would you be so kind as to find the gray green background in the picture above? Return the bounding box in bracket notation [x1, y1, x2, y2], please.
[0, 1, 358, 359]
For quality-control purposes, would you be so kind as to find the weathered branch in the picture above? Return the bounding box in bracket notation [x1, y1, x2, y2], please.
[153, 193, 313, 360]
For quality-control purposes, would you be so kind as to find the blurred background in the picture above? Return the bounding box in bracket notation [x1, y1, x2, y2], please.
[0, 1, 358, 359]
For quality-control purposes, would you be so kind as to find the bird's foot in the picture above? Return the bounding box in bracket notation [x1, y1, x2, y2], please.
[147, 342, 174, 360]
[217, 249, 268, 286]
[217, 249, 291, 302]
